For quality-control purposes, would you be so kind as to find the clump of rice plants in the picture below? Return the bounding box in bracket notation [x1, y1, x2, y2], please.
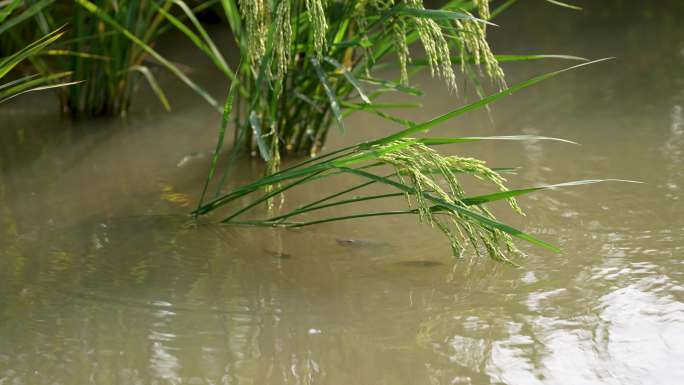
[194, 59, 633, 264]
[217, 0, 507, 161]
[187, 0, 618, 263]
[1, 0, 219, 116]
[3, 0, 577, 136]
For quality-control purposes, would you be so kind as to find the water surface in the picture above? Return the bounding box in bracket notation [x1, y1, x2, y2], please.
[1, 2, 683, 385]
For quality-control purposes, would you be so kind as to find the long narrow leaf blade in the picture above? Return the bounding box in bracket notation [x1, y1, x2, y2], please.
[461, 179, 640, 206]
[544, 0, 582, 10]
[0, 80, 83, 104]
[0, 73, 40, 91]
[310, 57, 345, 134]
[196, 80, 240, 213]
[395, 4, 495, 26]
[358, 76, 424, 96]
[373, 58, 614, 144]
[41, 50, 110, 60]
[407, 54, 588, 67]
[494, 54, 587, 62]
[249, 111, 272, 162]
[0, 0, 22, 24]
[0, 0, 54, 35]
[0, 71, 70, 98]
[419, 135, 577, 145]
[0, 27, 64, 78]
[129, 65, 171, 111]
[323, 57, 371, 104]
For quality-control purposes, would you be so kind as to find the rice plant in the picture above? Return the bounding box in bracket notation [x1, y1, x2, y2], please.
[1, 0, 221, 116]
[211, 0, 511, 161]
[185, 0, 616, 263]
[193, 58, 634, 264]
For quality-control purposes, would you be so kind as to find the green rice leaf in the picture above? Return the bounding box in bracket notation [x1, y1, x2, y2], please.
[462, 179, 641, 206]
[358, 76, 424, 96]
[323, 57, 371, 104]
[128, 65, 171, 112]
[341, 102, 417, 127]
[219, 0, 242, 37]
[41, 50, 111, 60]
[0, 71, 70, 97]
[0, 0, 22, 24]
[341, 102, 422, 110]
[0, 80, 83, 104]
[494, 54, 588, 62]
[249, 111, 272, 162]
[0, 27, 64, 79]
[222, 170, 326, 222]
[0, 73, 40, 91]
[294, 91, 323, 112]
[310, 56, 345, 134]
[0, 0, 54, 35]
[196, 80, 240, 213]
[406, 54, 588, 68]
[171, 0, 230, 72]
[394, 4, 495, 26]
[544, 0, 582, 11]
[373, 58, 613, 145]
[419, 135, 577, 145]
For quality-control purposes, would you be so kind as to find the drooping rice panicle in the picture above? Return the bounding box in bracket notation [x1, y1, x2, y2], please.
[474, 0, 491, 20]
[305, 0, 328, 57]
[272, 0, 292, 88]
[405, 0, 458, 93]
[374, 138, 523, 261]
[240, 0, 269, 70]
[456, 11, 506, 88]
[392, 18, 410, 86]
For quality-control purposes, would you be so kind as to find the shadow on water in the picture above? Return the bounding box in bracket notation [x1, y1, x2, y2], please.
[1, 1, 684, 384]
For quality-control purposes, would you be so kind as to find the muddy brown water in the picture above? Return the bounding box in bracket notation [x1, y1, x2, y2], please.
[1, 2, 684, 385]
